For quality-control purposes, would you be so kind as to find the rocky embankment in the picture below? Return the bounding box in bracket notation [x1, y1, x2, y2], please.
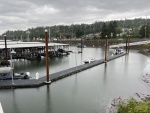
[142, 73, 150, 87]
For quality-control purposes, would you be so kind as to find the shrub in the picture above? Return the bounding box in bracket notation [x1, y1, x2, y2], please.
[117, 98, 150, 113]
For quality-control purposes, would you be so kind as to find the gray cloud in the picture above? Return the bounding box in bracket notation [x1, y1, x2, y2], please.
[0, 0, 150, 34]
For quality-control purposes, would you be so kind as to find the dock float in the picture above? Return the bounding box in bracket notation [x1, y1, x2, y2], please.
[0, 53, 127, 89]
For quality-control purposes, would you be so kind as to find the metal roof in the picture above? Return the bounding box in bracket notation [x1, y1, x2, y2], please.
[0, 41, 69, 49]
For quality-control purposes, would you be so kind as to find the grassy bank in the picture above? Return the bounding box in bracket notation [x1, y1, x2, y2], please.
[118, 98, 150, 113]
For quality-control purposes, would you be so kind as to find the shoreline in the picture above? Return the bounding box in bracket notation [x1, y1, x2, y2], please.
[108, 49, 150, 113]
[108, 93, 150, 113]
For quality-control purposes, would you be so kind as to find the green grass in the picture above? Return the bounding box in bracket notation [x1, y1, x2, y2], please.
[117, 98, 150, 113]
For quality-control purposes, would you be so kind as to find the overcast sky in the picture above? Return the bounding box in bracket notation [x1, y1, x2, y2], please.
[0, 0, 149, 35]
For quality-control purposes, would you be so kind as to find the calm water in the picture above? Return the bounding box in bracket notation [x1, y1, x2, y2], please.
[13, 47, 105, 78]
[0, 47, 150, 113]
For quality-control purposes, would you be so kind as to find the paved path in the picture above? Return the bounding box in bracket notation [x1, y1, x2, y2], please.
[0, 53, 126, 89]
[109, 40, 150, 48]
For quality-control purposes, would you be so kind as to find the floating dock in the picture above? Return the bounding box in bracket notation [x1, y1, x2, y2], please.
[0, 53, 126, 89]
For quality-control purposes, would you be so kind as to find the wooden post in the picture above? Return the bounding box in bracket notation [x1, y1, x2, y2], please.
[81, 37, 82, 53]
[127, 35, 130, 53]
[4, 35, 8, 61]
[126, 36, 128, 53]
[104, 35, 108, 62]
[45, 29, 51, 84]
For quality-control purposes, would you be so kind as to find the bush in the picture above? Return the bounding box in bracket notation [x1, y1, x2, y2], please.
[117, 98, 150, 113]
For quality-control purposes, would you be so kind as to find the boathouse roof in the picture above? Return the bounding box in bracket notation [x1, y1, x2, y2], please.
[0, 41, 69, 49]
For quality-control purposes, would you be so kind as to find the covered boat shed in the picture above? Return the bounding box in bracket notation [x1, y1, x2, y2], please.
[0, 41, 69, 61]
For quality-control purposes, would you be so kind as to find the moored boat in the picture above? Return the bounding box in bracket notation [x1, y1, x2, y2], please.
[77, 44, 86, 48]
[0, 67, 30, 80]
[113, 48, 124, 55]
[83, 58, 96, 64]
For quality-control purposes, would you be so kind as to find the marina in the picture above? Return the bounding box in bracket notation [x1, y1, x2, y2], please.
[0, 39, 148, 89]
[0, 39, 149, 113]
[0, 48, 149, 113]
[1, 1, 150, 112]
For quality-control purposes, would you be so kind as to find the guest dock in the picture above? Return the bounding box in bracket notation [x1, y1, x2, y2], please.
[0, 53, 126, 89]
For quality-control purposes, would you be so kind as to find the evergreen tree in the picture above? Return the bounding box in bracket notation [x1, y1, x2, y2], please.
[139, 25, 150, 38]
[2, 18, 150, 40]
[112, 21, 117, 38]
[100, 23, 108, 39]
[107, 21, 118, 38]
[76, 28, 84, 38]
[108, 22, 114, 38]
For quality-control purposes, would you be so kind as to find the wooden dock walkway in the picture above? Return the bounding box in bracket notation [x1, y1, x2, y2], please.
[0, 53, 127, 89]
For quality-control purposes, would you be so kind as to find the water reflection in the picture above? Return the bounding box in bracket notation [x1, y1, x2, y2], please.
[12, 90, 20, 113]
[72, 75, 78, 97]
[103, 63, 107, 82]
[124, 54, 129, 75]
[45, 85, 51, 113]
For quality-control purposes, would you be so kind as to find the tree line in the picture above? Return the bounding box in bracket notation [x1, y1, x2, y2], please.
[1, 18, 150, 40]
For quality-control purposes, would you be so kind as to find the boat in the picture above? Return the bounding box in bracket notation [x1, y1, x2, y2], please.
[57, 48, 69, 56]
[113, 48, 124, 55]
[0, 67, 30, 80]
[77, 44, 86, 48]
[83, 58, 96, 64]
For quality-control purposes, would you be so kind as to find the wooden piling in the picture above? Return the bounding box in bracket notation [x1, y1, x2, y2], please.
[45, 29, 50, 83]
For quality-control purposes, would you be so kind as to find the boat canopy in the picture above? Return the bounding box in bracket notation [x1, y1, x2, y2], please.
[0, 67, 12, 73]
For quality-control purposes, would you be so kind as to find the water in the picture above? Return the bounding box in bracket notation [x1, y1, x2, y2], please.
[0, 47, 150, 113]
[13, 47, 105, 78]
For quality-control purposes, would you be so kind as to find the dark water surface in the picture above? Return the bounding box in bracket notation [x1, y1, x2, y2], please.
[0, 47, 150, 113]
